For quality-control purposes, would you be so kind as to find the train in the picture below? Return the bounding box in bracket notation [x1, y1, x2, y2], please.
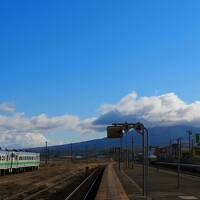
[0, 150, 40, 174]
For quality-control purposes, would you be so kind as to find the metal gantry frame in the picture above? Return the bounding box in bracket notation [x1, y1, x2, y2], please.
[109, 122, 149, 197]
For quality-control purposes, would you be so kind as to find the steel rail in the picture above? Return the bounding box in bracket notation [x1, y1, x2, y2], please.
[65, 167, 104, 200]
[82, 171, 101, 200]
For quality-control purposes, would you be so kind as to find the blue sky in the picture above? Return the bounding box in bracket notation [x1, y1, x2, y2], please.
[1, 0, 200, 147]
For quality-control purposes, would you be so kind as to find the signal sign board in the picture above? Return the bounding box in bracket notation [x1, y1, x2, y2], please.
[107, 126, 123, 138]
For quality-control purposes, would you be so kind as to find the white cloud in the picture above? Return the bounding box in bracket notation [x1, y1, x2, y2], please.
[0, 102, 15, 113]
[31, 114, 81, 131]
[15, 132, 47, 147]
[2, 91, 200, 148]
[0, 132, 47, 148]
[0, 110, 95, 148]
[96, 91, 200, 127]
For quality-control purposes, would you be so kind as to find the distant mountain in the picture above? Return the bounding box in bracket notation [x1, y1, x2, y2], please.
[28, 125, 200, 154]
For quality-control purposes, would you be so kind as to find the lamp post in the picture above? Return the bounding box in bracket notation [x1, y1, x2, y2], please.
[107, 122, 149, 197]
[131, 137, 134, 168]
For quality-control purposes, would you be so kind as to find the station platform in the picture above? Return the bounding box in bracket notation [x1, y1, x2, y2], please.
[95, 163, 129, 200]
[115, 163, 200, 200]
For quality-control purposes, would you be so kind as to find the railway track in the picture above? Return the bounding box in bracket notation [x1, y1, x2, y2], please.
[151, 162, 200, 176]
[65, 166, 105, 200]
[4, 165, 102, 200]
[4, 168, 81, 200]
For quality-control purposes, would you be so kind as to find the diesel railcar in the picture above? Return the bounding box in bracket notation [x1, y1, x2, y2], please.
[0, 150, 40, 174]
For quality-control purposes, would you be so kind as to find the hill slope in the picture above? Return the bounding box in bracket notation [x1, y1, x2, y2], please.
[29, 125, 200, 154]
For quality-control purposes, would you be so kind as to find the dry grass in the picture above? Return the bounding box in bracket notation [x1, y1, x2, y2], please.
[0, 158, 104, 200]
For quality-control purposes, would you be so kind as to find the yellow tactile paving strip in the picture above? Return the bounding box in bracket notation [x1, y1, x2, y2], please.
[95, 163, 129, 200]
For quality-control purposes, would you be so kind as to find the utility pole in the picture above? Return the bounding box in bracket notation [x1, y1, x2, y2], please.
[85, 146, 88, 166]
[192, 138, 194, 155]
[45, 141, 48, 165]
[70, 143, 73, 162]
[177, 138, 182, 189]
[187, 130, 192, 154]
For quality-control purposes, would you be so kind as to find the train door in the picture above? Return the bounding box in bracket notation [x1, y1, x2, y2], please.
[9, 152, 15, 173]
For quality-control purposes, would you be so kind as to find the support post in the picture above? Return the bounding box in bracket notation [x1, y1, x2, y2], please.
[142, 131, 146, 196]
[145, 128, 149, 198]
[126, 144, 128, 168]
[131, 137, 134, 168]
[177, 138, 181, 189]
[119, 137, 122, 170]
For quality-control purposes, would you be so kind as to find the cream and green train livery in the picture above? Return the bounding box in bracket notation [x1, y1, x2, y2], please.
[0, 150, 40, 173]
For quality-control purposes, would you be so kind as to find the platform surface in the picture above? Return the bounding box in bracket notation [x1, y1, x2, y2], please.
[95, 163, 129, 200]
[115, 163, 200, 200]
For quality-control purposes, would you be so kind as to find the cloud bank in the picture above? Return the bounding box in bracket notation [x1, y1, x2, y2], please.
[1, 91, 200, 147]
[0, 112, 95, 148]
[95, 91, 200, 127]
